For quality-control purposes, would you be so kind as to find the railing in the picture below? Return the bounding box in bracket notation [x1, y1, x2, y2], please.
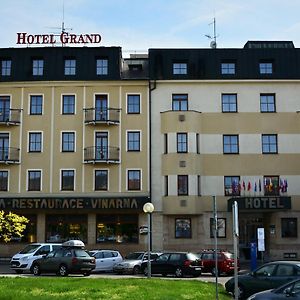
[84, 146, 120, 163]
[84, 108, 121, 124]
[0, 147, 20, 163]
[0, 109, 22, 125]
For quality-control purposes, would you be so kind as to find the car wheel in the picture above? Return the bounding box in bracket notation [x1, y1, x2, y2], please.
[58, 264, 68, 277]
[175, 267, 183, 278]
[132, 266, 140, 275]
[15, 270, 23, 274]
[32, 264, 41, 276]
[211, 267, 220, 276]
[83, 271, 91, 276]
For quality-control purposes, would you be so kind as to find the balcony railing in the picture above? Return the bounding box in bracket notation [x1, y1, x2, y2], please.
[84, 146, 120, 163]
[0, 147, 20, 163]
[84, 108, 121, 125]
[0, 109, 22, 125]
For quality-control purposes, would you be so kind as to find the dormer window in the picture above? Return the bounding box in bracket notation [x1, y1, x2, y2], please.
[96, 58, 108, 75]
[64, 59, 76, 75]
[1, 60, 11, 76]
[259, 61, 273, 74]
[173, 62, 187, 75]
[32, 59, 44, 76]
[221, 62, 235, 75]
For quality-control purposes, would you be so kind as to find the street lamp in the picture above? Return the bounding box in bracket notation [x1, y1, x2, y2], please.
[143, 202, 154, 279]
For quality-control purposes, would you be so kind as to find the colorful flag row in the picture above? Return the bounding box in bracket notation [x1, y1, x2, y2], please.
[231, 179, 288, 193]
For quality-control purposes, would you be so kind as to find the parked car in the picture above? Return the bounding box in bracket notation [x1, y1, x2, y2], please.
[198, 250, 240, 276]
[113, 251, 161, 275]
[10, 243, 62, 274]
[225, 260, 300, 299]
[31, 240, 96, 276]
[247, 278, 300, 299]
[141, 252, 202, 278]
[89, 250, 123, 272]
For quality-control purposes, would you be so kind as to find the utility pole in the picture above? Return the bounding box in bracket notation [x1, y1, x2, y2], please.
[213, 195, 219, 300]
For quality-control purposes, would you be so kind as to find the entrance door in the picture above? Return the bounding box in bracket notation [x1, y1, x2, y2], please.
[0, 133, 9, 160]
[0, 96, 10, 122]
[95, 132, 108, 160]
[95, 95, 108, 121]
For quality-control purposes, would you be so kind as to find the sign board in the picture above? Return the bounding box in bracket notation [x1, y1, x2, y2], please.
[258, 239, 265, 252]
[257, 228, 265, 240]
[139, 225, 148, 235]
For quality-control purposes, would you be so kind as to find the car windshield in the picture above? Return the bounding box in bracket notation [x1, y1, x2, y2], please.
[224, 252, 234, 259]
[19, 244, 41, 254]
[125, 252, 144, 260]
[187, 253, 199, 260]
[74, 250, 91, 257]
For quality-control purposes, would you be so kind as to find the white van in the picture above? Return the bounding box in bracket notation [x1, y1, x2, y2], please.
[10, 243, 61, 274]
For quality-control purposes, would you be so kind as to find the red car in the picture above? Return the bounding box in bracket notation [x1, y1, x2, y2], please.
[199, 250, 240, 276]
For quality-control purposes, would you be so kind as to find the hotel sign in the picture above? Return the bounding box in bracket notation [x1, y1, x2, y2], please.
[228, 196, 291, 211]
[0, 197, 149, 211]
[16, 32, 101, 45]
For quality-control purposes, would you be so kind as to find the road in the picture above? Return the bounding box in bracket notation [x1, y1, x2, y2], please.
[0, 262, 232, 286]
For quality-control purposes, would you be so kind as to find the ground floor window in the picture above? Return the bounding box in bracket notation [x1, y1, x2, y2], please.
[46, 214, 87, 243]
[96, 214, 138, 243]
[175, 218, 191, 238]
[210, 218, 226, 238]
[281, 218, 297, 238]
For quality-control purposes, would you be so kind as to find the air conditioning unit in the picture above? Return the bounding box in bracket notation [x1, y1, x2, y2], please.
[178, 114, 185, 122]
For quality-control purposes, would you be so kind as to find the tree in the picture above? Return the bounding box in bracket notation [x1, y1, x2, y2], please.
[0, 211, 29, 243]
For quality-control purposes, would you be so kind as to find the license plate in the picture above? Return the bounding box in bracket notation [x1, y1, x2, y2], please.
[195, 268, 201, 271]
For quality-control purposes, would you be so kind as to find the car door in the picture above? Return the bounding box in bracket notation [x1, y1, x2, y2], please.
[151, 253, 169, 274]
[94, 251, 104, 271]
[168, 253, 182, 274]
[102, 251, 114, 271]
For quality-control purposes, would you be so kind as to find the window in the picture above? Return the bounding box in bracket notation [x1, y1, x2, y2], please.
[95, 170, 108, 191]
[1, 60, 11, 76]
[30, 95, 43, 115]
[28, 170, 41, 191]
[172, 94, 188, 111]
[223, 135, 239, 154]
[197, 175, 201, 196]
[164, 176, 168, 196]
[264, 175, 279, 196]
[127, 170, 141, 190]
[178, 175, 188, 195]
[96, 214, 138, 243]
[64, 59, 76, 75]
[210, 218, 226, 238]
[29, 132, 42, 152]
[164, 134, 168, 154]
[222, 94, 237, 112]
[62, 95, 75, 114]
[127, 94, 140, 114]
[224, 176, 240, 196]
[175, 218, 191, 238]
[61, 170, 75, 191]
[173, 62, 187, 75]
[32, 59, 44, 76]
[62, 132, 75, 152]
[260, 94, 276, 112]
[221, 63, 235, 75]
[281, 218, 297, 238]
[127, 131, 140, 151]
[196, 133, 200, 154]
[96, 58, 108, 75]
[0, 171, 8, 191]
[262, 134, 277, 154]
[177, 133, 187, 153]
[259, 62, 273, 74]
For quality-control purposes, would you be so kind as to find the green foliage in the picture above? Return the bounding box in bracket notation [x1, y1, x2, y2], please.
[0, 210, 29, 243]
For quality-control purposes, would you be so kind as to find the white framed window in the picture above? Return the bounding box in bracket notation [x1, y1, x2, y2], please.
[60, 169, 76, 191]
[27, 169, 42, 191]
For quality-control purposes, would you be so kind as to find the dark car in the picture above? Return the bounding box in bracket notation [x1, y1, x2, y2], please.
[199, 250, 240, 276]
[31, 240, 96, 276]
[247, 278, 300, 299]
[141, 252, 202, 278]
[225, 260, 300, 299]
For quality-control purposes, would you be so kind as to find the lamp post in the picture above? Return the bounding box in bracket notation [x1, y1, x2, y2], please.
[143, 202, 154, 279]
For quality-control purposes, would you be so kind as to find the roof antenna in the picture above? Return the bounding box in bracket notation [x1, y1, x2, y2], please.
[205, 17, 218, 49]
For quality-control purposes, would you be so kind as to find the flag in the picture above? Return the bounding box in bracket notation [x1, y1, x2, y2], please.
[279, 179, 283, 192]
[242, 181, 246, 190]
[259, 179, 262, 192]
[254, 182, 257, 192]
[247, 181, 251, 191]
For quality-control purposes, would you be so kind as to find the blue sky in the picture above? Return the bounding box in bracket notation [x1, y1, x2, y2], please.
[1, 0, 300, 52]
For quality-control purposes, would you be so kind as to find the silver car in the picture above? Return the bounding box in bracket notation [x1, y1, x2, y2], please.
[113, 252, 161, 275]
[90, 250, 123, 272]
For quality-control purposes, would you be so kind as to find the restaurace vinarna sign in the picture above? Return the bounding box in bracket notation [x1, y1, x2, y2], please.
[16, 32, 101, 45]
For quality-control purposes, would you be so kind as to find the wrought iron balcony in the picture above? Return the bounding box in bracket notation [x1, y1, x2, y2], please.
[0, 147, 20, 163]
[84, 146, 120, 163]
[84, 108, 121, 125]
[0, 109, 22, 125]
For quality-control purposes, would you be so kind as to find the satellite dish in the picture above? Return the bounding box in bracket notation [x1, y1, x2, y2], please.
[210, 41, 217, 49]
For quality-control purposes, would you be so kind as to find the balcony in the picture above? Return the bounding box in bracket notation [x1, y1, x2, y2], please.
[84, 108, 121, 125]
[0, 147, 20, 163]
[84, 146, 120, 164]
[0, 109, 22, 125]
